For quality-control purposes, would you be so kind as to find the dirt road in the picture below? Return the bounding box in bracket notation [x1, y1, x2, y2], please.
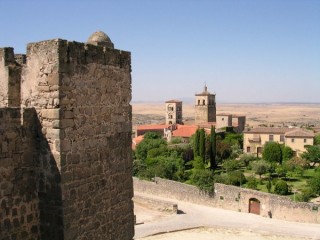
[134, 192, 320, 240]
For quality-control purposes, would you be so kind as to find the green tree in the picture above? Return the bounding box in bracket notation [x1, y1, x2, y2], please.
[314, 134, 320, 145]
[223, 132, 243, 148]
[239, 154, 256, 168]
[262, 142, 282, 164]
[228, 171, 246, 187]
[189, 169, 215, 192]
[308, 172, 320, 195]
[284, 157, 308, 177]
[209, 125, 216, 170]
[215, 171, 246, 187]
[301, 145, 320, 166]
[275, 166, 287, 179]
[222, 159, 240, 172]
[193, 129, 200, 157]
[246, 176, 258, 190]
[192, 156, 205, 170]
[216, 140, 232, 163]
[281, 145, 294, 162]
[296, 188, 314, 202]
[144, 131, 162, 140]
[199, 128, 206, 162]
[252, 160, 269, 182]
[266, 179, 272, 193]
[140, 155, 184, 181]
[135, 132, 167, 161]
[274, 180, 289, 195]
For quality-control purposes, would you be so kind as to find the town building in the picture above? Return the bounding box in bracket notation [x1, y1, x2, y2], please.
[243, 127, 314, 156]
[194, 85, 216, 125]
[165, 99, 183, 125]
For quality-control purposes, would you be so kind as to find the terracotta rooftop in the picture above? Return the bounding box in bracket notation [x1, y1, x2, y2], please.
[136, 124, 170, 130]
[285, 129, 315, 138]
[172, 125, 198, 138]
[132, 135, 144, 149]
[244, 127, 315, 138]
[244, 127, 290, 134]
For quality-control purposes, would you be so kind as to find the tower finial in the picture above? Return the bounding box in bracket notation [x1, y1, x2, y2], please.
[204, 82, 207, 92]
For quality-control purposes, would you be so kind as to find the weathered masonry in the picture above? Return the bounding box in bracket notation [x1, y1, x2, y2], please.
[0, 31, 134, 239]
[134, 177, 320, 224]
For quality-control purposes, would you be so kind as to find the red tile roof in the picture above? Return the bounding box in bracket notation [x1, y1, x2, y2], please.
[244, 127, 290, 134]
[172, 125, 198, 138]
[244, 127, 315, 138]
[132, 135, 144, 149]
[285, 129, 315, 138]
[136, 124, 170, 130]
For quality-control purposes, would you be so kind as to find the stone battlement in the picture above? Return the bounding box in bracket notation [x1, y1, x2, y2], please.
[0, 31, 134, 240]
[25, 39, 131, 69]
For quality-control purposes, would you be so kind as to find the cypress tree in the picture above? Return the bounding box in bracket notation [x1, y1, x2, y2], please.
[199, 128, 206, 163]
[194, 129, 200, 157]
[209, 125, 216, 170]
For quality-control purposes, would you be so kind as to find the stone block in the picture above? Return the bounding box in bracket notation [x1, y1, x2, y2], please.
[63, 110, 74, 119]
[2, 142, 8, 153]
[41, 109, 61, 119]
[60, 139, 71, 152]
[60, 119, 75, 128]
[46, 128, 62, 139]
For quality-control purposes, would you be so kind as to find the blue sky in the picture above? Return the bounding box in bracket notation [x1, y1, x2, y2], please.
[0, 0, 319, 103]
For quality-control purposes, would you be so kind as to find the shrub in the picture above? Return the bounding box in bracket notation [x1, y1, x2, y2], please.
[308, 172, 320, 195]
[266, 179, 272, 193]
[189, 169, 215, 192]
[246, 176, 258, 190]
[228, 171, 247, 186]
[171, 137, 183, 144]
[239, 154, 256, 167]
[222, 159, 240, 172]
[214, 173, 229, 185]
[274, 180, 289, 195]
[296, 188, 314, 202]
[252, 160, 270, 181]
[215, 171, 246, 187]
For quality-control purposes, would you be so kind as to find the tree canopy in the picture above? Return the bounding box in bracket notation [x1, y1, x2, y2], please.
[314, 134, 320, 145]
[301, 145, 320, 166]
[262, 142, 282, 164]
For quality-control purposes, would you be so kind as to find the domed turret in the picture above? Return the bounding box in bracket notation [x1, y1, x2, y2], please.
[87, 31, 114, 49]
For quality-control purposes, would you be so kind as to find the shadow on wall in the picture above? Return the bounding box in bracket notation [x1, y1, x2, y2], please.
[0, 107, 63, 239]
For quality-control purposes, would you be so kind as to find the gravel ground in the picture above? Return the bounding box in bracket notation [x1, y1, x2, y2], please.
[138, 227, 310, 240]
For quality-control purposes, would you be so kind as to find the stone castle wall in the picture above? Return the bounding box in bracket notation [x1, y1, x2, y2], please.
[133, 177, 320, 224]
[0, 34, 134, 239]
[0, 108, 41, 239]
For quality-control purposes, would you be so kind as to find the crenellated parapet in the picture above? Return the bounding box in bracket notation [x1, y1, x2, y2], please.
[0, 48, 22, 107]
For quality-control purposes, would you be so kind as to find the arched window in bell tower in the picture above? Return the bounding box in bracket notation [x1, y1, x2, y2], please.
[203, 99, 205, 105]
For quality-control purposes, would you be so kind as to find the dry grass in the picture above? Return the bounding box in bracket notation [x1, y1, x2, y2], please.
[132, 102, 320, 128]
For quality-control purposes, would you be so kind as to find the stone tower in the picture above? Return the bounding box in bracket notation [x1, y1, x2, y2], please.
[165, 100, 182, 125]
[0, 31, 134, 240]
[194, 85, 216, 124]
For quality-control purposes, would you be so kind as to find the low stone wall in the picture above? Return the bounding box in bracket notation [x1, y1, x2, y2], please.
[133, 177, 320, 224]
[133, 177, 215, 207]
